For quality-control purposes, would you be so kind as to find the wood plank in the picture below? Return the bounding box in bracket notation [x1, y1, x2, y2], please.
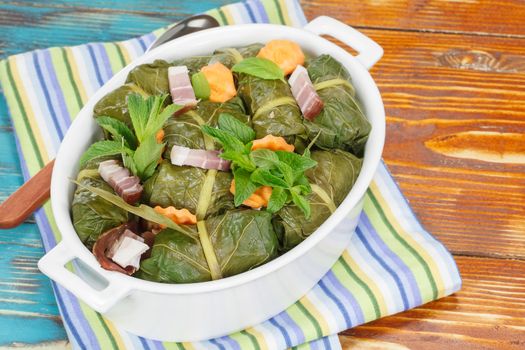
[302, 0, 525, 37]
[0, 340, 69, 350]
[0, 0, 232, 58]
[339, 28, 525, 259]
[0, 94, 24, 203]
[338, 256, 525, 349]
[0, 224, 67, 346]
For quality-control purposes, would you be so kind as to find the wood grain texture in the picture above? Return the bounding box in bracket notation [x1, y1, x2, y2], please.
[339, 256, 525, 350]
[301, 0, 525, 37]
[0, 160, 53, 229]
[350, 28, 525, 259]
[0, 0, 231, 57]
[0, 224, 67, 345]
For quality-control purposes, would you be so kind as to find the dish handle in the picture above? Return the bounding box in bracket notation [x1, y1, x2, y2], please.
[38, 241, 131, 313]
[303, 16, 383, 70]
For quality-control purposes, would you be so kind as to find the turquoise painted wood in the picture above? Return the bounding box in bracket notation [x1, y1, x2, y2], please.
[0, 0, 231, 346]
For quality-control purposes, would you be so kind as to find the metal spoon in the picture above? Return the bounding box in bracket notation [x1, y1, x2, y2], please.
[147, 14, 219, 52]
[0, 14, 220, 229]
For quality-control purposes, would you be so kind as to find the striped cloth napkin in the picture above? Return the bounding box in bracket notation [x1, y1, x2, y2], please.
[0, 0, 461, 349]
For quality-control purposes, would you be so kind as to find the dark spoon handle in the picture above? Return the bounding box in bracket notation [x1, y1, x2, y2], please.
[0, 159, 54, 228]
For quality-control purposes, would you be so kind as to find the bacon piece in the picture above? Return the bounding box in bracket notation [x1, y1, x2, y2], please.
[168, 66, 198, 107]
[170, 145, 231, 171]
[109, 236, 149, 272]
[288, 65, 324, 120]
[141, 231, 156, 259]
[93, 223, 145, 275]
[98, 160, 143, 204]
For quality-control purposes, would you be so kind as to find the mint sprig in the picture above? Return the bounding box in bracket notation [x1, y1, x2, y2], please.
[80, 94, 183, 181]
[232, 57, 284, 81]
[201, 113, 317, 218]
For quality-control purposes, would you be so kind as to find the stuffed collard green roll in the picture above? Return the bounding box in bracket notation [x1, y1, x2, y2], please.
[93, 83, 148, 125]
[210, 44, 263, 68]
[126, 59, 172, 96]
[237, 74, 307, 149]
[145, 97, 251, 219]
[272, 149, 362, 251]
[72, 160, 129, 249]
[142, 162, 234, 219]
[163, 97, 250, 153]
[138, 210, 279, 283]
[304, 55, 371, 156]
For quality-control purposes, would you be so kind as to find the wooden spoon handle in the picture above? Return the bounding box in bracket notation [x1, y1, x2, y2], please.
[0, 159, 55, 229]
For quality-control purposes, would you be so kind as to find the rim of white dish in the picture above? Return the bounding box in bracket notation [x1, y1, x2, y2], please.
[51, 23, 385, 294]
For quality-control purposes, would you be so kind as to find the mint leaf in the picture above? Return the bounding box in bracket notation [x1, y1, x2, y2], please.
[127, 94, 150, 141]
[233, 167, 257, 206]
[129, 94, 182, 143]
[144, 97, 183, 138]
[232, 57, 284, 80]
[201, 125, 246, 153]
[218, 113, 255, 144]
[221, 151, 256, 171]
[133, 136, 164, 180]
[250, 168, 289, 188]
[250, 149, 279, 169]
[191, 72, 211, 100]
[244, 141, 254, 153]
[303, 147, 311, 159]
[122, 152, 138, 175]
[275, 151, 317, 172]
[277, 162, 294, 186]
[96, 116, 137, 149]
[291, 191, 311, 219]
[267, 187, 287, 213]
[294, 174, 312, 194]
[304, 131, 321, 158]
[80, 140, 125, 167]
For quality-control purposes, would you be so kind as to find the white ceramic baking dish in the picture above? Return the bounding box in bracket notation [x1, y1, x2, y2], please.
[38, 16, 385, 342]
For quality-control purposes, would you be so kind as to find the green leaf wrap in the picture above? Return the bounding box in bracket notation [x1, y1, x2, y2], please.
[304, 54, 371, 156]
[272, 149, 362, 251]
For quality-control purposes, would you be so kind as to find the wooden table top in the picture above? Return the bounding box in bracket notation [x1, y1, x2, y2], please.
[1, 0, 524, 349]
